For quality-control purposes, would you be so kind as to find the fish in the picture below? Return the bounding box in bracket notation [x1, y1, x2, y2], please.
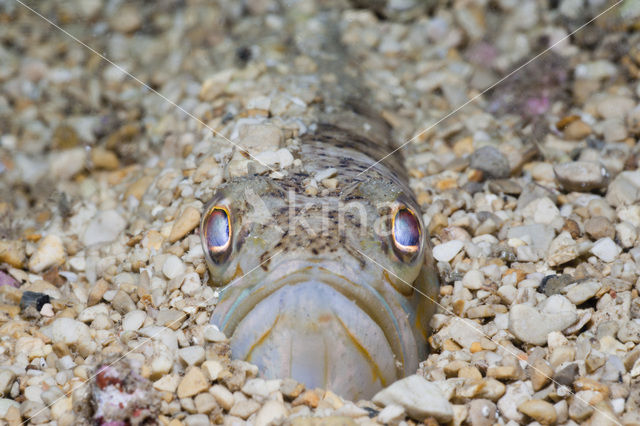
[200, 4, 439, 401]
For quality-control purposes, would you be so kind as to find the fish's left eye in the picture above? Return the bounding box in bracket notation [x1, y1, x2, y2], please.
[392, 207, 421, 254]
[202, 205, 232, 262]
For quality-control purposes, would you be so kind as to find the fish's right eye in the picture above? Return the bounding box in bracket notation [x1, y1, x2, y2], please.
[202, 205, 232, 263]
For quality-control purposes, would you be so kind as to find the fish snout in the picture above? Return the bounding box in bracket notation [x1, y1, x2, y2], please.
[220, 280, 399, 400]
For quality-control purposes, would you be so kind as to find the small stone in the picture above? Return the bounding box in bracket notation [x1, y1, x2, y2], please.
[554, 161, 608, 192]
[433, 240, 464, 262]
[229, 399, 261, 419]
[565, 280, 601, 305]
[554, 363, 579, 387]
[153, 374, 180, 393]
[194, 392, 218, 414]
[178, 346, 206, 366]
[82, 210, 127, 246]
[590, 238, 621, 263]
[184, 414, 210, 426]
[0, 369, 16, 396]
[91, 147, 120, 170]
[0, 239, 26, 268]
[547, 231, 579, 267]
[122, 310, 146, 331]
[210, 385, 234, 411]
[162, 255, 185, 279]
[597, 96, 635, 119]
[518, 399, 557, 425]
[563, 119, 592, 140]
[0, 398, 19, 417]
[169, 207, 201, 243]
[201, 360, 223, 381]
[521, 197, 559, 225]
[292, 390, 320, 408]
[124, 175, 154, 201]
[530, 359, 554, 391]
[467, 399, 496, 426]
[28, 235, 65, 273]
[280, 378, 305, 400]
[601, 118, 627, 142]
[538, 274, 575, 296]
[372, 375, 453, 422]
[177, 367, 209, 398]
[255, 400, 288, 426]
[237, 124, 283, 154]
[488, 179, 522, 195]
[87, 279, 109, 306]
[20, 291, 50, 312]
[509, 295, 578, 345]
[181, 272, 201, 296]
[78, 304, 109, 322]
[462, 269, 484, 290]
[110, 4, 142, 33]
[203, 324, 228, 342]
[615, 221, 637, 248]
[111, 290, 136, 314]
[470, 146, 510, 179]
[377, 404, 405, 424]
[585, 216, 615, 240]
[497, 381, 532, 422]
[242, 378, 282, 399]
[606, 171, 640, 207]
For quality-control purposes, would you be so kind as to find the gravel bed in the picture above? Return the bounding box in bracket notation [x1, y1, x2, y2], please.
[1, 0, 640, 425]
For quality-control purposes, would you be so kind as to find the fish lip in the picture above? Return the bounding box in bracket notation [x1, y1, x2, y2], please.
[211, 259, 408, 378]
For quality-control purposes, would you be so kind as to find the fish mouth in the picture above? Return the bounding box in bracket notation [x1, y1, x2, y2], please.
[210, 262, 410, 399]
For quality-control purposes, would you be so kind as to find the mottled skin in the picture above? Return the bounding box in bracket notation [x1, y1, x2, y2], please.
[201, 5, 438, 400]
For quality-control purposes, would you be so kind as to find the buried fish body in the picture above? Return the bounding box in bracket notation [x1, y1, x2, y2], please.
[200, 6, 439, 401]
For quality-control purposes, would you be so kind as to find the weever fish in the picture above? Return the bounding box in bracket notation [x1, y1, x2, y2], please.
[200, 2, 439, 400]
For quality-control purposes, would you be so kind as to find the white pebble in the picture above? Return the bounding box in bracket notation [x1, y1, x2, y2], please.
[162, 255, 185, 279]
[122, 310, 146, 331]
[82, 210, 127, 246]
[433, 240, 464, 262]
[590, 237, 621, 263]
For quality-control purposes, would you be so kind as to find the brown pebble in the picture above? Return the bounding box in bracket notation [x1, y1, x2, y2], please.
[87, 279, 109, 306]
[561, 219, 581, 239]
[518, 399, 557, 425]
[563, 119, 592, 140]
[530, 358, 554, 391]
[124, 175, 155, 201]
[91, 147, 120, 170]
[177, 367, 209, 399]
[584, 216, 615, 240]
[0, 239, 26, 268]
[292, 390, 320, 408]
[169, 206, 201, 243]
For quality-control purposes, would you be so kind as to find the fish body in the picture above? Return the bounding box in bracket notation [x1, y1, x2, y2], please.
[201, 4, 438, 400]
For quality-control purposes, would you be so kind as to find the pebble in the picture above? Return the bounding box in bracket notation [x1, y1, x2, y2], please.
[237, 124, 283, 154]
[530, 359, 553, 391]
[87, 279, 109, 306]
[90, 147, 120, 170]
[590, 237, 621, 263]
[462, 269, 484, 290]
[28, 235, 65, 273]
[470, 146, 510, 179]
[19, 291, 50, 312]
[82, 210, 127, 246]
[377, 404, 405, 424]
[242, 378, 282, 399]
[122, 309, 146, 331]
[255, 400, 288, 426]
[0, 369, 16, 395]
[153, 374, 180, 393]
[203, 324, 228, 342]
[77, 303, 109, 322]
[110, 4, 142, 33]
[178, 346, 206, 366]
[202, 360, 224, 381]
[194, 392, 218, 414]
[163, 255, 186, 279]
[0, 239, 26, 268]
[177, 367, 209, 399]
[184, 414, 210, 426]
[547, 231, 578, 267]
[606, 171, 640, 206]
[210, 384, 234, 411]
[169, 206, 201, 243]
[584, 216, 615, 240]
[433, 240, 464, 262]
[563, 119, 592, 140]
[0, 398, 19, 417]
[497, 381, 532, 422]
[565, 280, 601, 305]
[230, 399, 261, 419]
[372, 375, 453, 422]
[554, 161, 608, 192]
[111, 289, 137, 314]
[509, 295, 578, 345]
[43, 317, 95, 356]
[518, 399, 557, 425]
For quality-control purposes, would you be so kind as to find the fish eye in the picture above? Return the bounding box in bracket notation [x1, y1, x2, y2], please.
[202, 205, 232, 262]
[392, 207, 421, 254]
